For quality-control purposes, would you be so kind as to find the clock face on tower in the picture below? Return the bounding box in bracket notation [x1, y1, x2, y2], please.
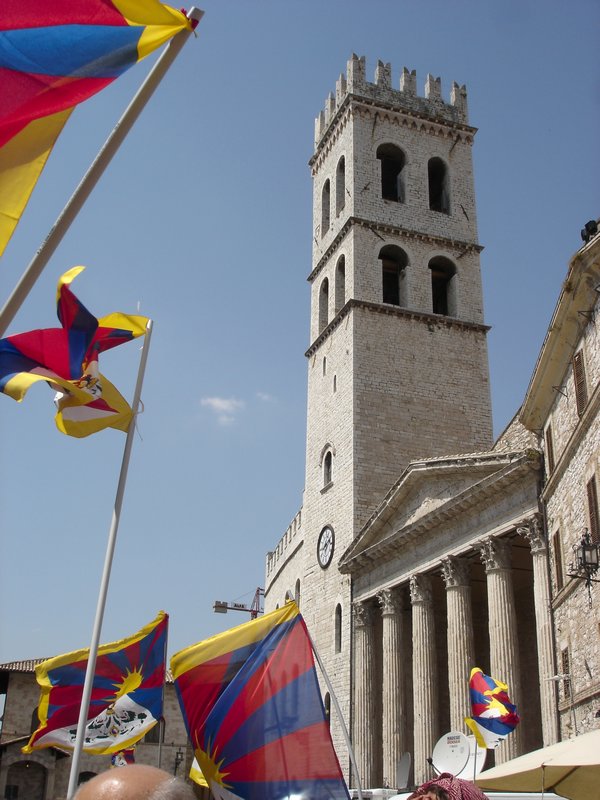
[317, 526, 335, 569]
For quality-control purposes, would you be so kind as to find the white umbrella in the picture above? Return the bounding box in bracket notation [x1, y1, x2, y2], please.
[475, 729, 600, 800]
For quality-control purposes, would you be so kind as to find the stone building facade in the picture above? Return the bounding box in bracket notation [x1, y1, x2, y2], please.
[520, 230, 600, 739]
[0, 661, 200, 800]
[265, 55, 599, 792]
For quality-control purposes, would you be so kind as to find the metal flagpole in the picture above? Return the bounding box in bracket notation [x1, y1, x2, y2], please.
[66, 320, 153, 799]
[0, 7, 204, 338]
[157, 617, 169, 770]
[304, 622, 365, 800]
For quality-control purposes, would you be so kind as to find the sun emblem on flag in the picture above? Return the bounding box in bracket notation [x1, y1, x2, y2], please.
[111, 667, 144, 701]
[84, 665, 152, 743]
[195, 738, 232, 794]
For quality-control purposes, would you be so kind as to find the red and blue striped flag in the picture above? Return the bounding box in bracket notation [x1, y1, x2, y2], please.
[0, 266, 148, 436]
[171, 602, 351, 800]
[0, 0, 191, 255]
[24, 612, 168, 754]
[465, 667, 520, 749]
[111, 747, 136, 766]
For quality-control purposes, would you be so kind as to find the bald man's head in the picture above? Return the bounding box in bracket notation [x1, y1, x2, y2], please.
[74, 765, 196, 800]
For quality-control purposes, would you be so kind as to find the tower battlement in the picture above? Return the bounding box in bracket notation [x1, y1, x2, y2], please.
[314, 54, 469, 147]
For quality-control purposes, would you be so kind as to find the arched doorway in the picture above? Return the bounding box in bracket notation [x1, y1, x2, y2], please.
[6, 760, 47, 800]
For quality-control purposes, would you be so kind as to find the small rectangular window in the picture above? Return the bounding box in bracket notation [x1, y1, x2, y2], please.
[545, 425, 555, 473]
[561, 648, 571, 699]
[6, 787, 18, 800]
[553, 530, 564, 591]
[587, 476, 599, 544]
[573, 350, 588, 416]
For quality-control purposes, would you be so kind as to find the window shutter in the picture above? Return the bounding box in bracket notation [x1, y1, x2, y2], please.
[573, 350, 588, 416]
[553, 530, 564, 591]
[587, 476, 599, 544]
[545, 425, 555, 473]
[561, 648, 571, 699]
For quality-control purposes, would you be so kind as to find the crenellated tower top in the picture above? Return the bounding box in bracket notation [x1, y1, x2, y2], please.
[314, 54, 469, 148]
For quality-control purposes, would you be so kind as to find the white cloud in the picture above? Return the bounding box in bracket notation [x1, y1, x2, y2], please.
[256, 391, 276, 403]
[201, 396, 245, 425]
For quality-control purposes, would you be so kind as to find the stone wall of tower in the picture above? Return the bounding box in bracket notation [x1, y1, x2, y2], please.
[310, 229, 486, 343]
[348, 116, 478, 242]
[300, 319, 356, 767]
[353, 307, 492, 528]
[312, 55, 478, 266]
[350, 229, 485, 321]
[307, 57, 493, 535]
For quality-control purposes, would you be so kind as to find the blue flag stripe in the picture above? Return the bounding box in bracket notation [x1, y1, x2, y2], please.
[0, 25, 141, 78]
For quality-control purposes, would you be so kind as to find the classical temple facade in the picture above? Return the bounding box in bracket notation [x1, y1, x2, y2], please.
[264, 55, 600, 791]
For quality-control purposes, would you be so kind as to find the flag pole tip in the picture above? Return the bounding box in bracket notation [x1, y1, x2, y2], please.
[185, 7, 204, 28]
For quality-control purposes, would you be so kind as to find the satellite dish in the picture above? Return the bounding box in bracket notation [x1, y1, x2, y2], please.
[456, 735, 487, 778]
[396, 751, 411, 789]
[431, 731, 470, 776]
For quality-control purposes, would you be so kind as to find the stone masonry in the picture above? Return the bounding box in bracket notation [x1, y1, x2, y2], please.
[266, 55, 494, 782]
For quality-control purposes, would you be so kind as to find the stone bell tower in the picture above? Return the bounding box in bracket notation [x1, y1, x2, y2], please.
[265, 55, 493, 778]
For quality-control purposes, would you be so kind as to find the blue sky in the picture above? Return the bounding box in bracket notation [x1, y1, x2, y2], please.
[1, 0, 599, 666]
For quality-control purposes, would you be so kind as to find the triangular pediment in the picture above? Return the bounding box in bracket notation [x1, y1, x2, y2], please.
[340, 449, 540, 572]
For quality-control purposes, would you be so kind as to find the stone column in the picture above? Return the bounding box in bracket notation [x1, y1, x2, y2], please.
[441, 556, 475, 733]
[479, 537, 522, 762]
[377, 587, 404, 789]
[410, 574, 437, 786]
[353, 599, 375, 789]
[517, 514, 559, 746]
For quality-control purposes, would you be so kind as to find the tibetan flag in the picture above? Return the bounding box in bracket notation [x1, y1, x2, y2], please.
[0, 265, 148, 436]
[0, 1, 192, 256]
[171, 602, 350, 800]
[465, 667, 520, 749]
[24, 611, 168, 754]
[53, 370, 133, 437]
[111, 747, 136, 766]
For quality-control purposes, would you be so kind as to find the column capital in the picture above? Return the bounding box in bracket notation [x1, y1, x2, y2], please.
[377, 587, 401, 616]
[409, 573, 432, 604]
[516, 513, 547, 554]
[353, 599, 374, 628]
[441, 556, 470, 588]
[478, 536, 512, 572]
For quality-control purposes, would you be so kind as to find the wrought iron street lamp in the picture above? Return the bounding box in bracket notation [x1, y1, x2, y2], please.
[174, 746, 184, 776]
[567, 528, 600, 606]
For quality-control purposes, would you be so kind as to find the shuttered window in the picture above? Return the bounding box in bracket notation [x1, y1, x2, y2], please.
[553, 530, 564, 591]
[573, 350, 588, 416]
[587, 476, 599, 544]
[545, 425, 555, 473]
[561, 648, 571, 699]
